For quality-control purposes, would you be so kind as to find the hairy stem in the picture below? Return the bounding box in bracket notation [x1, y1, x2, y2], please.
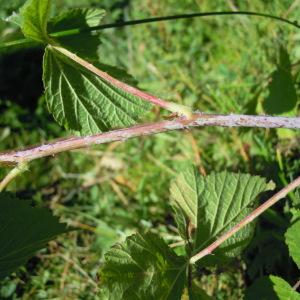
[0, 113, 299, 165]
[0, 162, 28, 192]
[190, 175, 300, 264]
[1, 11, 299, 50]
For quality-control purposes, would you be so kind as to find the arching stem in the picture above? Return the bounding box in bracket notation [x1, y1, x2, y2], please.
[1, 11, 299, 50]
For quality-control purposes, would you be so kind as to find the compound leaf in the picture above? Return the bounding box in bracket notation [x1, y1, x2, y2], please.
[170, 167, 274, 264]
[20, 0, 51, 43]
[43, 46, 151, 135]
[0, 192, 68, 280]
[245, 276, 300, 300]
[285, 219, 300, 269]
[101, 232, 187, 300]
[48, 8, 106, 61]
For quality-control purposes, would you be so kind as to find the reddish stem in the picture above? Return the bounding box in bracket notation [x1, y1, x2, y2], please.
[0, 112, 299, 165]
[190, 175, 300, 264]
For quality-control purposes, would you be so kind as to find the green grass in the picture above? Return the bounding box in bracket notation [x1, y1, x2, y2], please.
[0, 0, 299, 299]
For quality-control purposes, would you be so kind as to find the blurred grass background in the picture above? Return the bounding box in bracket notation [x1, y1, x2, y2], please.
[0, 0, 300, 299]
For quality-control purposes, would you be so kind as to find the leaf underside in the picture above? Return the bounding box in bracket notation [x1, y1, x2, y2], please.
[43, 46, 151, 135]
[18, 0, 151, 135]
[170, 167, 274, 264]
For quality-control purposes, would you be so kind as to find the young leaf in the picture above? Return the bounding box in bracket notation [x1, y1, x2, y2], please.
[245, 276, 300, 300]
[43, 46, 151, 135]
[20, 0, 51, 43]
[101, 232, 187, 300]
[285, 219, 300, 269]
[170, 167, 274, 263]
[48, 8, 106, 61]
[0, 192, 68, 280]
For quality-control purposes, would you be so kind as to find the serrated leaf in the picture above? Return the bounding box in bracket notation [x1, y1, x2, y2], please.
[271, 276, 300, 300]
[0, 192, 68, 280]
[285, 219, 300, 269]
[43, 46, 151, 135]
[48, 8, 106, 61]
[170, 167, 274, 264]
[170, 167, 202, 229]
[245, 276, 300, 300]
[101, 232, 187, 300]
[19, 0, 51, 43]
[172, 203, 189, 242]
[263, 46, 298, 114]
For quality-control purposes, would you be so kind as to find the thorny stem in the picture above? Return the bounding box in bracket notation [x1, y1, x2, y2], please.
[1, 11, 299, 50]
[0, 162, 28, 192]
[190, 175, 300, 264]
[0, 112, 299, 165]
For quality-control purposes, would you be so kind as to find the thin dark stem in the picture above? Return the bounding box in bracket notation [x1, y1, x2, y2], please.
[1, 11, 299, 50]
[77, 11, 300, 33]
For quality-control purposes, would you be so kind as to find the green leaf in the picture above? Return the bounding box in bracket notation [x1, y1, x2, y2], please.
[170, 167, 274, 264]
[43, 46, 151, 135]
[189, 282, 212, 300]
[3, 12, 23, 27]
[48, 8, 106, 61]
[101, 232, 187, 300]
[263, 46, 298, 114]
[291, 209, 300, 221]
[172, 203, 189, 242]
[245, 276, 300, 300]
[170, 166, 202, 230]
[19, 0, 51, 43]
[285, 219, 300, 269]
[0, 192, 68, 280]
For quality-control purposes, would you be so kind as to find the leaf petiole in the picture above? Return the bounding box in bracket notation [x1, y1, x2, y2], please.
[51, 45, 191, 115]
[0, 161, 29, 192]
